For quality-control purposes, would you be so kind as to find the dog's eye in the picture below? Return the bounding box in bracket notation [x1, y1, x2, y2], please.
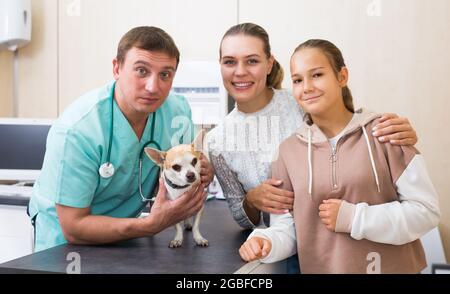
[191, 158, 198, 166]
[172, 164, 181, 172]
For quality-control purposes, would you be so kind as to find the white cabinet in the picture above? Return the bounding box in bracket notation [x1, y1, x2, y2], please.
[0, 204, 33, 264]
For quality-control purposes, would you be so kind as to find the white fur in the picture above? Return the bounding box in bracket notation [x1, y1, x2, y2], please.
[145, 131, 208, 248]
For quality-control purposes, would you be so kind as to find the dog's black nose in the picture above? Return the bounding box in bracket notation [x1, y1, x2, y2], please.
[186, 172, 196, 183]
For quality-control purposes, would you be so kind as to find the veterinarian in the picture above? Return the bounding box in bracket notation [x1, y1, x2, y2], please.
[28, 26, 214, 252]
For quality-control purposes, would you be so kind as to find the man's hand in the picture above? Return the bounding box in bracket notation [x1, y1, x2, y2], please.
[318, 199, 343, 231]
[145, 178, 207, 234]
[372, 113, 417, 146]
[246, 179, 294, 214]
[199, 153, 214, 186]
[239, 236, 272, 262]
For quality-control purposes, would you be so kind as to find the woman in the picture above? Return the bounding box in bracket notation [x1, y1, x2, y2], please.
[238, 39, 440, 273]
[207, 23, 417, 229]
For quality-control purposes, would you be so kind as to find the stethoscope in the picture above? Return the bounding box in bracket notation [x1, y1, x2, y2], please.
[98, 82, 162, 202]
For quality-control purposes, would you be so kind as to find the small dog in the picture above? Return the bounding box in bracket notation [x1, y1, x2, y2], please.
[144, 130, 208, 248]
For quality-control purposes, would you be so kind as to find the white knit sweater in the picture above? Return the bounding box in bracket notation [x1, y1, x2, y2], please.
[206, 89, 304, 228]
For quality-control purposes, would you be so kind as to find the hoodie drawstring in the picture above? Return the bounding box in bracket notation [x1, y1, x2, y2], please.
[308, 127, 313, 197]
[362, 126, 381, 193]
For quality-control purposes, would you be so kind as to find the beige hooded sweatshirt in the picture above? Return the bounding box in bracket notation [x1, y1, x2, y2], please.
[249, 108, 440, 273]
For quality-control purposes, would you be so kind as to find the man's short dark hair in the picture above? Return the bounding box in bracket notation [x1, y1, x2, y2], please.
[116, 26, 180, 67]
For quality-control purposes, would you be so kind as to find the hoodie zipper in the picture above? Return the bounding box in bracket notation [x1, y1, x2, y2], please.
[330, 143, 338, 191]
[297, 111, 381, 193]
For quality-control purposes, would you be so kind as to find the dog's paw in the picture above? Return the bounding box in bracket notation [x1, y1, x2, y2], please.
[169, 239, 183, 248]
[194, 237, 209, 247]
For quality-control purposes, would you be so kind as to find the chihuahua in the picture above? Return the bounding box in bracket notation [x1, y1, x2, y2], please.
[144, 130, 208, 248]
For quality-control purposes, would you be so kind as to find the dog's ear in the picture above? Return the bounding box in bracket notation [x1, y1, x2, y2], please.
[144, 147, 166, 166]
[193, 151, 202, 159]
[192, 129, 206, 152]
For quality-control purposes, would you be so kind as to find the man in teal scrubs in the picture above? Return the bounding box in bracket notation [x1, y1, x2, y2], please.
[28, 26, 214, 252]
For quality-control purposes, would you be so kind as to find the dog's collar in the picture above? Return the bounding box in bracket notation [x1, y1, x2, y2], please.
[165, 176, 190, 190]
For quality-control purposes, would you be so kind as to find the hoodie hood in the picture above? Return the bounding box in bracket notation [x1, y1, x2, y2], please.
[295, 108, 382, 197]
[295, 108, 381, 144]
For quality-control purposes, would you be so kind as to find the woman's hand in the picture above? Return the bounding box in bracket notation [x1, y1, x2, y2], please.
[372, 113, 417, 146]
[318, 199, 343, 231]
[199, 154, 214, 187]
[246, 179, 294, 214]
[239, 236, 272, 262]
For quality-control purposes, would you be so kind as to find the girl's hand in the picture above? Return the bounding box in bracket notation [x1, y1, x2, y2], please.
[373, 113, 417, 146]
[318, 199, 343, 231]
[239, 236, 272, 262]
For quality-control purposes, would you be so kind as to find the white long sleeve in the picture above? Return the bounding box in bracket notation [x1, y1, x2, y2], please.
[247, 212, 297, 263]
[349, 155, 440, 245]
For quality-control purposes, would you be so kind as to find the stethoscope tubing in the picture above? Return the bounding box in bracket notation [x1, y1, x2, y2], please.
[101, 82, 162, 202]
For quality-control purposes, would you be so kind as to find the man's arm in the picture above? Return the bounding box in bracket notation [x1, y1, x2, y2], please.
[56, 205, 150, 244]
[56, 179, 207, 245]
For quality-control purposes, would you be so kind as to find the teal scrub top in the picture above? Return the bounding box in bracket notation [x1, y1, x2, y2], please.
[29, 81, 194, 252]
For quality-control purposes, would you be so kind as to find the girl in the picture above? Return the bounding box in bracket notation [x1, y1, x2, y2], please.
[238, 39, 440, 273]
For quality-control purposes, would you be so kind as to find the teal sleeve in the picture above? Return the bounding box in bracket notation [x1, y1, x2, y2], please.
[46, 125, 99, 208]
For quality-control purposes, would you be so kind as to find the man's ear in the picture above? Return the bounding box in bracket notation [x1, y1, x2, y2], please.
[144, 148, 166, 166]
[191, 129, 206, 152]
[112, 58, 120, 80]
[338, 67, 349, 87]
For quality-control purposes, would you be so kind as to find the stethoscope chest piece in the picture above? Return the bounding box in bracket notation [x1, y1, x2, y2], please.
[99, 162, 115, 178]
